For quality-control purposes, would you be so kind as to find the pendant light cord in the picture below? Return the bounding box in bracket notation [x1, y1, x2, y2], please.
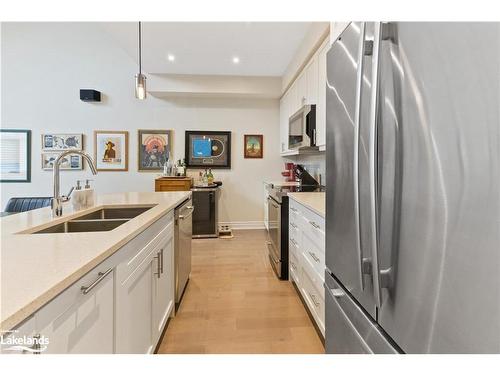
[138, 21, 142, 74]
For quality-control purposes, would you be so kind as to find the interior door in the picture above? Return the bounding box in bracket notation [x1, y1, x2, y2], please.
[326, 22, 375, 318]
[376, 22, 500, 353]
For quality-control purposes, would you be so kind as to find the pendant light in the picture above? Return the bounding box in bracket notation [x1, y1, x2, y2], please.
[135, 21, 147, 100]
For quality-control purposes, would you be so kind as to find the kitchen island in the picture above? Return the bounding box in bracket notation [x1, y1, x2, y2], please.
[1, 191, 190, 353]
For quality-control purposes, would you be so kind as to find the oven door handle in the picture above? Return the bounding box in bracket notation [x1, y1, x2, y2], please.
[266, 241, 280, 265]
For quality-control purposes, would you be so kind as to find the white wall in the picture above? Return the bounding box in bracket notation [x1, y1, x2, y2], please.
[0, 22, 283, 225]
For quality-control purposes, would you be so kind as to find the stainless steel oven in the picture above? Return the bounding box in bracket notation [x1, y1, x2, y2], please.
[266, 195, 282, 278]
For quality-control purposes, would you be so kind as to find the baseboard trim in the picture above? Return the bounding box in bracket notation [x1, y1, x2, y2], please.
[219, 221, 265, 230]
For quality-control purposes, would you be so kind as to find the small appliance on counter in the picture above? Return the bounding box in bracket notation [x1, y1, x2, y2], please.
[266, 166, 323, 280]
[281, 162, 297, 182]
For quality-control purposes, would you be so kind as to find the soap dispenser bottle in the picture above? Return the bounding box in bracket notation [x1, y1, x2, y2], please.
[84, 179, 95, 208]
[72, 180, 84, 211]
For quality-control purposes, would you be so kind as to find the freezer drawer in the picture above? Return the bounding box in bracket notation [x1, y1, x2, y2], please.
[324, 272, 398, 354]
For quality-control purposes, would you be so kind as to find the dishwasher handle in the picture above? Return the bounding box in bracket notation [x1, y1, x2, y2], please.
[179, 205, 195, 220]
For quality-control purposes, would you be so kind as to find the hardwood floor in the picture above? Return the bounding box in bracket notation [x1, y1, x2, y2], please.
[157, 229, 325, 354]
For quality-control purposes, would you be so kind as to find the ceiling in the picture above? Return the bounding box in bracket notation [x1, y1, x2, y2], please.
[101, 22, 312, 76]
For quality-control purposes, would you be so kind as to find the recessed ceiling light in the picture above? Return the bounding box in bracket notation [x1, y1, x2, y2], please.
[232, 56, 240, 64]
[167, 54, 175, 62]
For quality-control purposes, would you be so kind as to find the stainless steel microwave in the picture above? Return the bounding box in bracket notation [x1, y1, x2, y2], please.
[288, 104, 317, 150]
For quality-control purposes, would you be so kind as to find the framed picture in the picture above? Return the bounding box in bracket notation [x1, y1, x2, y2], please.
[138, 129, 172, 171]
[0, 129, 31, 182]
[185, 131, 231, 169]
[41, 133, 83, 151]
[42, 152, 82, 170]
[94, 131, 129, 171]
[244, 134, 263, 159]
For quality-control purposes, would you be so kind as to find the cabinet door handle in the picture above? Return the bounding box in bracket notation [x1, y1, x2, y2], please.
[81, 267, 113, 295]
[308, 251, 320, 263]
[160, 248, 164, 274]
[309, 221, 321, 229]
[309, 292, 320, 307]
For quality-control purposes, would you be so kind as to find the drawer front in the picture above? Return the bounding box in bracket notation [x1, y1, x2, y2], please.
[155, 180, 191, 192]
[302, 207, 325, 249]
[289, 244, 300, 284]
[289, 201, 303, 227]
[117, 212, 174, 283]
[302, 231, 325, 280]
[289, 220, 301, 249]
[300, 265, 325, 335]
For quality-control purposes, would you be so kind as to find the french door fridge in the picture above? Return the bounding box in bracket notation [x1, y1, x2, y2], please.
[325, 22, 500, 354]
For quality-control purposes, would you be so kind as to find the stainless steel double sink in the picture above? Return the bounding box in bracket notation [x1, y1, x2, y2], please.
[32, 206, 155, 234]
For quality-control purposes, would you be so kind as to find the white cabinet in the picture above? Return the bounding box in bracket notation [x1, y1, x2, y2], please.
[152, 234, 174, 345]
[0, 316, 36, 354]
[6, 210, 177, 354]
[279, 35, 329, 155]
[296, 70, 307, 108]
[288, 198, 326, 336]
[115, 212, 174, 354]
[316, 39, 330, 150]
[116, 248, 156, 354]
[305, 55, 319, 105]
[37, 261, 115, 354]
[279, 93, 289, 153]
[264, 184, 270, 230]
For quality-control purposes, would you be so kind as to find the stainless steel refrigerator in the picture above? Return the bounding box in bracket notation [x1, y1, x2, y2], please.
[325, 22, 500, 354]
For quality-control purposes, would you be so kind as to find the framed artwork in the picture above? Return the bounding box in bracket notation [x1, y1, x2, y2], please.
[42, 152, 82, 170]
[138, 129, 172, 171]
[0, 129, 31, 182]
[185, 131, 231, 169]
[94, 131, 129, 171]
[41, 133, 83, 151]
[244, 134, 263, 159]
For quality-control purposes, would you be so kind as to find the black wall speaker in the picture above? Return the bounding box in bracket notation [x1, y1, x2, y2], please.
[80, 89, 101, 102]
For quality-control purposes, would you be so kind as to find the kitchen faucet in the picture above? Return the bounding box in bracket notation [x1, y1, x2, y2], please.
[52, 150, 97, 217]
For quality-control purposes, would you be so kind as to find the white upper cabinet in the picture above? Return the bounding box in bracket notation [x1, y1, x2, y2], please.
[316, 39, 330, 150]
[279, 35, 330, 155]
[296, 70, 307, 109]
[279, 91, 289, 153]
[305, 55, 319, 105]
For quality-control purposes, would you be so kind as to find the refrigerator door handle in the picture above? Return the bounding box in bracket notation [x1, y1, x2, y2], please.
[353, 22, 371, 291]
[368, 22, 384, 308]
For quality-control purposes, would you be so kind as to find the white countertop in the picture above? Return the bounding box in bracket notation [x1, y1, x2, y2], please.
[0, 191, 190, 331]
[263, 180, 300, 187]
[288, 192, 326, 218]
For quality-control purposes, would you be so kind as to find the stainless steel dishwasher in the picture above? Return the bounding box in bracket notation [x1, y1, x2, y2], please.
[174, 198, 193, 308]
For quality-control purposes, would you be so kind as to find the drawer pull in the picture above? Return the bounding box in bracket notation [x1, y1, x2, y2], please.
[308, 251, 320, 263]
[309, 221, 321, 229]
[81, 268, 113, 295]
[309, 292, 320, 307]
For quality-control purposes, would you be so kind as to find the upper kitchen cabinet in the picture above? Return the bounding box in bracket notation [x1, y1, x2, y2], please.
[305, 55, 319, 105]
[279, 35, 329, 156]
[316, 38, 330, 150]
